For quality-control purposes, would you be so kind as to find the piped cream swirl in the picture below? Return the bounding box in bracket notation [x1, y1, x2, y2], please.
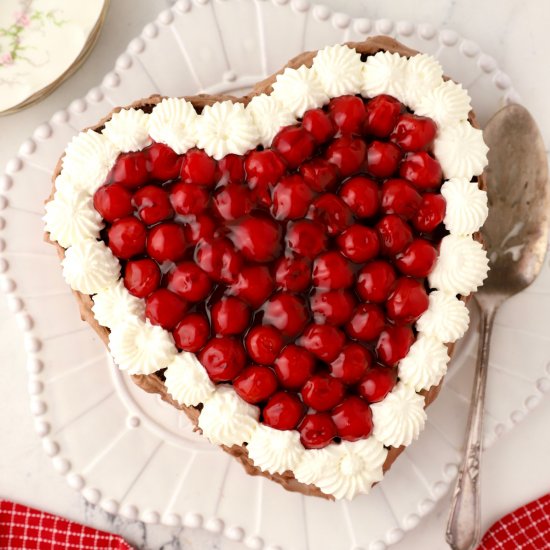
[417, 290, 470, 343]
[196, 101, 259, 160]
[61, 130, 118, 194]
[198, 385, 259, 447]
[148, 98, 197, 154]
[312, 44, 364, 97]
[294, 438, 387, 500]
[429, 235, 489, 296]
[62, 239, 120, 294]
[272, 65, 329, 118]
[91, 280, 145, 329]
[109, 318, 176, 375]
[102, 108, 150, 152]
[44, 185, 103, 247]
[434, 120, 489, 179]
[441, 178, 488, 235]
[372, 382, 427, 447]
[361, 51, 408, 101]
[247, 425, 304, 475]
[398, 335, 450, 391]
[164, 352, 215, 407]
[246, 94, 296, 147]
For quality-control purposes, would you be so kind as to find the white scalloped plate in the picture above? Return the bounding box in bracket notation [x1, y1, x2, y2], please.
[1, 1, 549, 549]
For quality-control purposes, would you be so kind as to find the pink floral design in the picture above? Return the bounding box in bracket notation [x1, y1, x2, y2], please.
[0, 53, 14, 66]
[15, 12, 31, 28]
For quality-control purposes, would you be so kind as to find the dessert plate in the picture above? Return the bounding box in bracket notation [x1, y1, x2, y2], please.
[1, 1, 549, 549]
[0, 0, 109, 115]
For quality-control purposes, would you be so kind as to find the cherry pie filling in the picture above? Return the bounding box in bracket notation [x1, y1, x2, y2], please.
[93, 94, 447, 450]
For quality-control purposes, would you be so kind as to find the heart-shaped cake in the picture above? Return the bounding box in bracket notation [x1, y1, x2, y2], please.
[44, 36, 490, 500]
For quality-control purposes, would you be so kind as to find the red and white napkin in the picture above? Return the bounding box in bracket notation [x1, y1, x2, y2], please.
[477, 493, 550, 550]
[0, 500, 133, 549]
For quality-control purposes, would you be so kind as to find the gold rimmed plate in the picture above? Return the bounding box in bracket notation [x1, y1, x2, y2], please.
[0, 0, 109, 116]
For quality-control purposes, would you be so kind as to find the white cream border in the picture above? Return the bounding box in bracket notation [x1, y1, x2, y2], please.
[45, 45, 489, 500]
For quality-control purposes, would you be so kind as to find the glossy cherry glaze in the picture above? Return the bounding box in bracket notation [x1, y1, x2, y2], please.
[94, 94, 446, 449]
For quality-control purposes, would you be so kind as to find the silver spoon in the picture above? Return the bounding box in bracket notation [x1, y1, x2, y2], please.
[446, 104, 550, 550]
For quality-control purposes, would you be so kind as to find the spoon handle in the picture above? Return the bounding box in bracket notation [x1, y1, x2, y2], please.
[446, 306, 498, 550]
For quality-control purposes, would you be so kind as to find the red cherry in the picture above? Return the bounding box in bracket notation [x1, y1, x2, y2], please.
[93, 184, 133, 222]
[312, 251, 354, 290]
[271, 174, 314, 220]
[107, 217, 147, 259]
[244, 149, 286, 205]
[363, 95, 403, 138]
[299, 324, 346, 362]
[366, 141, 403, 178]
[310, 289, 355, 326]
[380, 178, 422, 219]
[124, 258, 161, 298]
[274, 345, 316, 390]
[230, 215, 282, 263]
[386, 277, 429, 324]
[218, 154, 245, 184]
[230, 265, 274, 308]
[146, 142, 182, 181]
[399, 152, 442, 190]
[274, 257, 311, 293]
[211, 296, 251, 335]
[272, 125, 315, 169]
[262, 293, 308, 338]
[345, 303, 386, 342]
[169, 182, 209, 216]
[302, 108, 336, 143]
[328, 95, 366, 134]
[376, 214, 413, 255]
[330, 343, 372, 385]
[285, 220, 327, 259]
[331, 396, 373, 441]
[145, 289, 188, 330]
[395, 238, 438, 277]
[245, 325, 284, 364]
[339, 176, 379, 219]
[299, 413, 337, 449]
[234, 365, 278, 404]
[412, 193, 446, 232]
[112, 152, 149, 188]
[325, 135, 367, 177]
[299, 158, 339, 192]
[391, 113, 437, 152]
[263, 391, 305, 430]
[358, 364, 398, 402]
[183, 214, 216, 245]
[301, 373, 345, 412]
[147, 222, 187, 263]
[336, 225, 380, 263]
[134, 185, 174, 225]
[376, 325, 414, 366]
[356, 260, 397, 303]
[173, 312, 210, 352]
[199, 337, 246, 382]
[212, 183, 252, 220]
[194, 238, 242, 283]
[180, 149, 217, 187]
[308, 194, 353, 236]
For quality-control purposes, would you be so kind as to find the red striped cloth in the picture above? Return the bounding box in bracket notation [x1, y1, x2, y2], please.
[0, 500, 132, 549]
[478, 493, 550, 550]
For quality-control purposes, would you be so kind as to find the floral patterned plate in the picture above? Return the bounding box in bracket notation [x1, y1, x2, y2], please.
[0, 0, 109, 115]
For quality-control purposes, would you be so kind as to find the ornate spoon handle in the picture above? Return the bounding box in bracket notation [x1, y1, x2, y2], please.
[446, 306, 498, 550]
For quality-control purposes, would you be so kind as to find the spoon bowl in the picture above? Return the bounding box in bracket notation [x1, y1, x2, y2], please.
[480, 104, 549, 302]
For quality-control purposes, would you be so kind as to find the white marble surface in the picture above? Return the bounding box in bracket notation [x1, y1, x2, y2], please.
[1, 1, 549, 549]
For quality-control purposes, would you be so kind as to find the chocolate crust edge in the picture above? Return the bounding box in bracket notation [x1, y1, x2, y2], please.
[45, 36, 484, 500]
